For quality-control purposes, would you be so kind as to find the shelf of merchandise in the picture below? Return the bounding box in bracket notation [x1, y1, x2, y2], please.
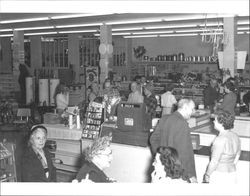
[173, 87, 204, 105]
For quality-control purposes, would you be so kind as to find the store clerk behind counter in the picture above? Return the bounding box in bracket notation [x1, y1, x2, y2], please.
[54, 83, 69, 116]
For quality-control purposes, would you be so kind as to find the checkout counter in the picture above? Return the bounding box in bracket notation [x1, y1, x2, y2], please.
[43, 107, 250, 183]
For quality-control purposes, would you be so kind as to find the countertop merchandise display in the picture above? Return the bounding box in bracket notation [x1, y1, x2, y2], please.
[82, 101, 104, 140]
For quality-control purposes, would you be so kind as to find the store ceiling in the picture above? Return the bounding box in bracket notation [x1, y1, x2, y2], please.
[0, 13, 249, 38]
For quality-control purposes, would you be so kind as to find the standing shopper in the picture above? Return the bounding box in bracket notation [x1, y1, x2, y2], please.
[54, 83, 69, 116]
[215, 81, 237, 116]
[150, 99, 197, 182]
[161, 84, 177, 116]
[127, 81, 144, 103]
[143, 83, 158, 119]
[203, 77, 219, 113]
[21, 125, 56, 182]
[203, 110, 241, 184]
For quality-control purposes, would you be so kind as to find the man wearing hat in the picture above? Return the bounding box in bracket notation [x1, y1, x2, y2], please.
[143, 83, 157, 119]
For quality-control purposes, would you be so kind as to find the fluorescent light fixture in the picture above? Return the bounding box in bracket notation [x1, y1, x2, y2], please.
[0, 17, 49, 24]
[94, 32, 132, 36]
[58, 30, 97, 34]
[0, 34, 13, 37]
[112, 32, 132, 35]
[14, 26, 54, 31]
[50, 13, 113, 19]
[133, 30, 173, 35]
[25, 32, 58, 36]
[237, 27, 250, 30]
[176, 29, 223, 33]
[160, 33, 198, 37]
[50, 14, 94, 19]
[112, 27, 143, 31]
[163, 14, 232, 22]
[238, 31, 250, 34]
[123, 35, 158, 38]
[145, 24, 197, 30]
[106, 18, 163, 25]
[200, 32, 224, 35]
[198, 22, 223, 27]
[237, 20, 250, 25]
[56, 23, 102, 28]
[0, 29, 13, 32]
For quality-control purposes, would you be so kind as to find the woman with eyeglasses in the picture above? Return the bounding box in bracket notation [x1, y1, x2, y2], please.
[21, 125, 56, 182]
[74, 136, 115, 183]
[203, 110, 241, 184]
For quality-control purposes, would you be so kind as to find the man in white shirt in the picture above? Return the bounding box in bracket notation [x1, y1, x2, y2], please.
[161, 84, 177, 115]
[127, 82, 144, 103]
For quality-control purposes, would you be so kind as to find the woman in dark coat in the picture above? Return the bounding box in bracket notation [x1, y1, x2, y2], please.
[21, 125, 56, 182]
[73, 136, 115, 183]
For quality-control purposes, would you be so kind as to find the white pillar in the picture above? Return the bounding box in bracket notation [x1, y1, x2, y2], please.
[223, 17, 237, 78]
[99, 25, 113, 85]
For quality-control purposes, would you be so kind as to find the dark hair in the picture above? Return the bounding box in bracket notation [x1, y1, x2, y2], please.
[216, 110, 235, 130]
[156, 146, 190, 183]
[165, 84, 174, 92]
[54, 83, 68, 99]
[224, 81, 235, 92]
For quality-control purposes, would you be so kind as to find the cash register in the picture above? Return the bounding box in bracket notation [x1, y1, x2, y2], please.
[100, 102, 152, 147]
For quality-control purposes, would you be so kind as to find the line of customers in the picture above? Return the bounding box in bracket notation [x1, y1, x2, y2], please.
[20, 98, 241, 184]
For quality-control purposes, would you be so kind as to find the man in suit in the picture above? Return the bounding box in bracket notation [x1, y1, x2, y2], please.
[150, 99, 197, 183]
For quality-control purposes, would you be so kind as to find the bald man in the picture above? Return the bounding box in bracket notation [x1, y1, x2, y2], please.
[150, 99, 197, 183]
[127, 82, 144, 103]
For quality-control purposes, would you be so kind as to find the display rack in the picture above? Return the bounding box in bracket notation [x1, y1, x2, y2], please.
[0, 142, 17, 182]
[82, 101, 104, 140]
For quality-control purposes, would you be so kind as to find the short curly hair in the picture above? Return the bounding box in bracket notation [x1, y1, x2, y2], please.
[224, 81, 235, 92]
[84, 136, 111, 162]
[216, 110, 235, 130]
[156, 146, 190, 182]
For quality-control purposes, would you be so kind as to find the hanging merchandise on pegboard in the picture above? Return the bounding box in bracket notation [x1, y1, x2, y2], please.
[85, 66, 99, 89]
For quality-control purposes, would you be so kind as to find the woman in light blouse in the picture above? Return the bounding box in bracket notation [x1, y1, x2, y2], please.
[203, 110, 241, 184]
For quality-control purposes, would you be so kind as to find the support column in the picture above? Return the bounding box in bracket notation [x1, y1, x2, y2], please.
[223, 17, 237, 78]
[12, 30, 24, 90]
[99, 25, 113, 85]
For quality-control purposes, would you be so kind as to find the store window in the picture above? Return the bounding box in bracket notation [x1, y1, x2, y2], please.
[79, 38, 100, 67]
[41, 37, 68, 68]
